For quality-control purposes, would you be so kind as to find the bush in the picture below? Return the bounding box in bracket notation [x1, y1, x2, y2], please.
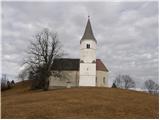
[112, 83, 117, 88]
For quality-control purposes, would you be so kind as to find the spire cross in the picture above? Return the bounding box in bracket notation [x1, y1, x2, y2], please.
[88, 15, 90, 19]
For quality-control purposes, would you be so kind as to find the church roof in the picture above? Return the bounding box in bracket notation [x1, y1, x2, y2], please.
[80, 17, 97, 43]
[96, 59, 108, 71]
[52, 58, 79, 71]
[51, 58, 108, 72]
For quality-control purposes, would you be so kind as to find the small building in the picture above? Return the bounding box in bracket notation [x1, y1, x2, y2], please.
[49, 17, 109, 88]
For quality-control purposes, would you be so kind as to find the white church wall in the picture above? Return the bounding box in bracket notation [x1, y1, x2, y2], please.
[79, 63, 96, 86]
[80, 63, 96, 75]
[96, 70, 108, 87]
[49, 70, 108, 88]
[49, 70, 79, 89]
[79, 75, 96, 86]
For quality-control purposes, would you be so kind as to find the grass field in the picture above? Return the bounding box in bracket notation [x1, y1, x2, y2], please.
[1, 81, 159, 119]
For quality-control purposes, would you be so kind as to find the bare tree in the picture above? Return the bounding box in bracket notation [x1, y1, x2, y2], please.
[25, 28, 63, 91]
[1, 74, 13, 91]
[18, 69, 28, 82]
[145, 80, 159, 94]
[113, 75, 122, 88]
[1, 74, 7, 90]
[154, 83, 159, 95]
[113, 74, 135, 89]
[122, 75, 135, 89]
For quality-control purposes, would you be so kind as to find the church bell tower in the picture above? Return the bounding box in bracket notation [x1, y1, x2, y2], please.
[79, 16, 97, 86]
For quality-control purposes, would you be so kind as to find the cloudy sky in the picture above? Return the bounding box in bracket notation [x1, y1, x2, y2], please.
[1, 1, 158, 87]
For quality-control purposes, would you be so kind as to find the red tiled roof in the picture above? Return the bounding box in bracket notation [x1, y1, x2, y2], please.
[96, 59, 108, 72]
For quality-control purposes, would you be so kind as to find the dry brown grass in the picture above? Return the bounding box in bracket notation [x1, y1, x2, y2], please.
[1, 81, 159, 119]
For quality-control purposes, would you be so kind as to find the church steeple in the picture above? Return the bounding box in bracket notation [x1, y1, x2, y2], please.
[81, 16, 97, 43]
[79, 16, 97, 86]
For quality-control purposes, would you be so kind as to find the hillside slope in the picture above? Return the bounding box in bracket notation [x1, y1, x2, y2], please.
[2, 81, 159, 119]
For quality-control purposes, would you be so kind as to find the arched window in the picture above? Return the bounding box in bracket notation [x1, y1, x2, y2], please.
[103, 77, 105, 84]
[96, 77, 97, 84]
[86, 44, 90, 49]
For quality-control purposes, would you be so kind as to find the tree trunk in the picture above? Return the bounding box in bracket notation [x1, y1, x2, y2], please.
[43, 77, 49, 91]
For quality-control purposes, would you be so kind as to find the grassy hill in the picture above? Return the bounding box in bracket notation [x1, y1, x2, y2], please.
[1, 80, 159, 119]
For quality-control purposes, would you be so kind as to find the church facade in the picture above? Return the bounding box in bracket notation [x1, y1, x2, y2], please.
[49, 17, 109, 89]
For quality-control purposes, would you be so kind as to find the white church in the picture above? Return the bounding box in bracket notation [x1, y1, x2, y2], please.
[49, 17, 109, 88]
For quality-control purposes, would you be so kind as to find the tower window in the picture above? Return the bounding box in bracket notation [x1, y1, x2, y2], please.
[86, 44, 90, 49]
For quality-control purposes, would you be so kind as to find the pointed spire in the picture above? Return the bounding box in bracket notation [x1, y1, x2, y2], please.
[81, 16, 97, 43]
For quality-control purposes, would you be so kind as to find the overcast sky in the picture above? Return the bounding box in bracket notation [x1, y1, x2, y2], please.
[1, 1, 158, 88]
